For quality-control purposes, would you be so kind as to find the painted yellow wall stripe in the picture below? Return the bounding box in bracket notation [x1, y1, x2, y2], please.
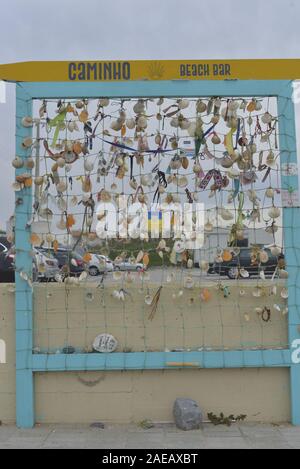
[1, 59, 300, 82]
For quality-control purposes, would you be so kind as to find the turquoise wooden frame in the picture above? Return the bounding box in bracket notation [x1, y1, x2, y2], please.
[15, 79, 300, 427]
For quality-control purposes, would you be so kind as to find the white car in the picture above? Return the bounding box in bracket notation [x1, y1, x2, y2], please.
[88, 254, 114, 276]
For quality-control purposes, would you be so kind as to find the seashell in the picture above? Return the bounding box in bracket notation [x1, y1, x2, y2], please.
[204, 221, 213, 232]
[140, 174, 152, 187]
[240, 268, 249, 278]
[196, 100, 207, 113]
[184, 276, 194, 288]
[187, 259, 193, 269]
[126, 118, 135, 129]
[39, 208, 53, 221]
[266, 150, 276, 168]
[170, 156, 181, 170]
[45, 233, 55, 243]
[281, 288, 288, 299]
[129, 178, 138, 190]
[174, 240, 185, 254]
[259, 250, 269, 263]
[22, 137, 33, 148]
[255, 101, 262, 111]
[246, 100, 256, 112]
[56, 180, 67, 192]
[200, 260, 209, 272]
[270, 245, 281, 256]
[30, 233, 41, 246]
[137, 115, 147, 128]
[261, 112, 272, 124]
[268, 206, 280, 219]
[178, 99, 189, 109]
[99, 98, 110, 107]
[12, 156, 24, 169]
[170, 117, 179, 128]
[67, 121, 75, 132]
[211, 133, 221, 144]
[16, 172, 31, 183]
[84, 159, 94, 172]
[219, 208, 233, 221]
[79, 110, 89, 123]
[179, 118, 191, 130]
[56, 215, 67, 230]
[211, 115, 220, 125]
[34, 176, 44, 186]
[133, 99, 145, 114]
[113, 270, 123, 281]
[200, 288, 211, 302]
[25, 157, 34, 169]
[177, 176, 188, 188]
[144, 295, 152, 305]
[259, 270, 266, 280]
[278, 269, 288, 279]
[222, 250, 232, 262]
[110, 119, 123, 131]
[21, 116, 33, 127]
[265, 187, 274, 198]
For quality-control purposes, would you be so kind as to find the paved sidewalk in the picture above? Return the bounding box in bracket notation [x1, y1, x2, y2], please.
[0, 422, 299, 449]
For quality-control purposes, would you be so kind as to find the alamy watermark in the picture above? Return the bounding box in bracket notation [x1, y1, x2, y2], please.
[96, 197, 205, 249]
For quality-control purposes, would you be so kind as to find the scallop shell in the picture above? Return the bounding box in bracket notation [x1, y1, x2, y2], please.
[34, 176, 44, 186]
[196, 100, 207, 113]
[265, 187, 274, 198]
[261, 112, 272, 124]
[25, 157, 35, 169]
[12, 157, 24, 168]
[178, 99, 189, 110]
[219, 208, 234, 221]
[22, 137, 33, 148]
[177, 176, 188, 188]
[99, 98, 110, 107]
[211, 134, 221, 145]
[268, 207, 280, 219]
[84, 159, 94, 172]
[56, 180, 67, 192]
[126, 118, 135, 129]
[170, 117, 179, 128]
[110, 119, 123, 131]
[204, 222, 213, 232]
[270, 245, 281, 256]
[137, 116, 147, 128]
[280, 288, 288, 299]
[21, 116, 33, 128]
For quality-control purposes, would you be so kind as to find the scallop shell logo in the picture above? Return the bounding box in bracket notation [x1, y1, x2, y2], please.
[147, 61, 165, 80]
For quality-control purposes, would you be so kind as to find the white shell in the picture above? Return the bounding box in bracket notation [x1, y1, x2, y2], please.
[265, 187, 274, 198]
[12, 156, 24, 168]
[137, 116, 147, 128]
[261, 112, 272, 124]
[99, 98, 110, 107]
[268, 207, 280, 219]
[219, 208, 234, 221]
[21, 116, 33, 128]
[22, 137, 33, 148]
[270, 245, 281, 256]
[178, 99, 189, 110]
[25, 157, 34, 169]
[56, 180, 67, 192]
[126, 118, 135, 129]
[84, 159, 94, 172]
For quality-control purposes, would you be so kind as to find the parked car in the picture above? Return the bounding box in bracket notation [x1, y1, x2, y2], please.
[37, 247, 85, 277]
[0, 237, 14, 282]
[114, 259, 144, 272]
[88, 254, 114, 276]
[208, 247, 284, 279]
[3, 244, 60, 282]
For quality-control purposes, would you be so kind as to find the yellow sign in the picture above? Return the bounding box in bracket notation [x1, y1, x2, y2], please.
[1, 59, 300, 82]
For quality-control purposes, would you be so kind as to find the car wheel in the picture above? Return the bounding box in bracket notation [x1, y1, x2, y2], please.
[227, 267, 238, 279]
[89, 266, 99, 277]
[136, 266, 143, 271]
[114, 265, 121, 271]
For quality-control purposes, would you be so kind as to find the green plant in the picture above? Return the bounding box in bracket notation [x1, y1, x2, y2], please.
[207, 412, 247, 426]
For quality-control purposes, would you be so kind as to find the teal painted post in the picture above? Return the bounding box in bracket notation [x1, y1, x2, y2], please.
[278, 81, 300, 425]
[15, 84, 34, 428]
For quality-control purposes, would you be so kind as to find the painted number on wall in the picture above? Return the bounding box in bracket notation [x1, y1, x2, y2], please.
[0, 339, 6, 364]
[291, 339, 300, 364]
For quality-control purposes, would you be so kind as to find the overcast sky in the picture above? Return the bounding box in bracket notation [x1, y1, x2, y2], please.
[1, 0, 300, 228]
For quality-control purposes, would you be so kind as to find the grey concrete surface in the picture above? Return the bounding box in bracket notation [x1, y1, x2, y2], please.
[0, 423, 299, 449]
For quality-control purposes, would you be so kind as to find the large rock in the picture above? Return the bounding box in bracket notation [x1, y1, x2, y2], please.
[173, 398, 203, 431]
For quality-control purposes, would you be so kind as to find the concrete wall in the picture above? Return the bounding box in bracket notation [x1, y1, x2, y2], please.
[0, 283, 291, 424]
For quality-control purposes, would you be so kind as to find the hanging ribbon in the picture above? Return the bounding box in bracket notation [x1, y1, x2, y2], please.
[153, 171, 168, 203]
[48, 108, 68, 148]
[224, 127, 236, 156]
[198, 169, 223, 190]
